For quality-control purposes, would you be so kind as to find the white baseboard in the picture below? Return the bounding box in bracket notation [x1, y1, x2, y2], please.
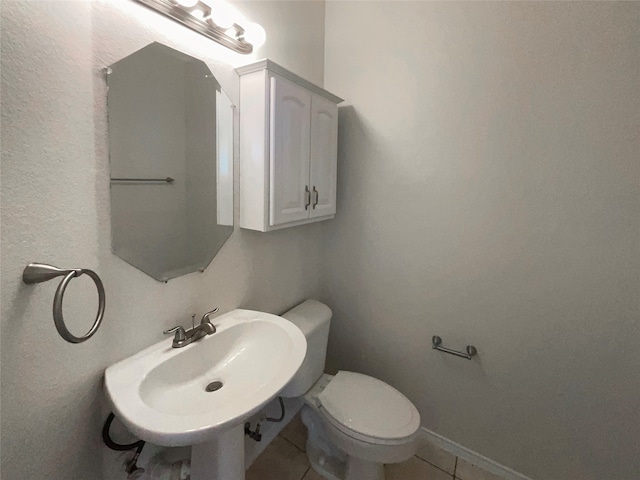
[419, 427, 534, 480]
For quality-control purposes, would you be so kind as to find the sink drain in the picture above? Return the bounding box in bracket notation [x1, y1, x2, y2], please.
[205, 381, 223, 392]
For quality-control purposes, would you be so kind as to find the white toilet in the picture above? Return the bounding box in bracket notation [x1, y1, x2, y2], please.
[279, 300, 420, 480]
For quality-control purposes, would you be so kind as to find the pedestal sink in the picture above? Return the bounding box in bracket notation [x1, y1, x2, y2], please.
[104, 309, 307, 480]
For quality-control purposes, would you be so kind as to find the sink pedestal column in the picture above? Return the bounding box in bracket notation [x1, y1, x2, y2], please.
[191, 425, 245, 480]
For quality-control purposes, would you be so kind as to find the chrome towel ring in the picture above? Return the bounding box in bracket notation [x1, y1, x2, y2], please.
[22, 263, 106, 344]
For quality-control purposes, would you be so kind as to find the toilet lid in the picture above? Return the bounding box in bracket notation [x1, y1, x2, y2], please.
[317, 371, 420, 441]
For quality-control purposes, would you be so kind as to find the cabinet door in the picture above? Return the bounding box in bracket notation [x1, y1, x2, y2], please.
[269, 74, 311, 226]
[309, 94, 338, 218]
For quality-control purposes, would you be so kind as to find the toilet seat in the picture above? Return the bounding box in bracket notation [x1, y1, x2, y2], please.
[317, 371, 420, 445]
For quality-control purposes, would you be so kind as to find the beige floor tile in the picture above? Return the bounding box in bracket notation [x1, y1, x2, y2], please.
[280, 412, 308, 452]
[246, 435, 310, 480]
[455, 458, 505, 480]
[386, 456, 454, 480]
[415, 437, 457, 474]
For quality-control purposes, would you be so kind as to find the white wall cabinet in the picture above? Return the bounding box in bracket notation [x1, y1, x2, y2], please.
[237, 60, 343, 231]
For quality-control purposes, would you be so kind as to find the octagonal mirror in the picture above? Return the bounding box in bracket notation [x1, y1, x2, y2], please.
[107, 43, 234, 282]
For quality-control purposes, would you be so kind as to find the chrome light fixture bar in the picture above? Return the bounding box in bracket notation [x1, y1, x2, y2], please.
[134, 0, 254, 54]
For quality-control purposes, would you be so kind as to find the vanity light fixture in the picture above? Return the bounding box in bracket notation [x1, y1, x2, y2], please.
[134, 0, 266, 54]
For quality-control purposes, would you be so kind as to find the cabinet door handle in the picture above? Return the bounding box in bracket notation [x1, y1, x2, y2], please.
[305, 185, 311, 210]
[312, 186, 319, 209]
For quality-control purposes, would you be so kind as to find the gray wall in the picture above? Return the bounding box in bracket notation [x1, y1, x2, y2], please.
[3, 1, 639, 480]
[322, 2, 639, 480]
[0, 1, 325, 479]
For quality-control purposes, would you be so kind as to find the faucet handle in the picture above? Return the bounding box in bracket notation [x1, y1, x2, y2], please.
[201, 307, 219, 325]
[163, 326, 186, 342]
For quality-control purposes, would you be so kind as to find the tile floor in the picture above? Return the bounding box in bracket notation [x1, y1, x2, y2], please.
[246, 414, 505, 480]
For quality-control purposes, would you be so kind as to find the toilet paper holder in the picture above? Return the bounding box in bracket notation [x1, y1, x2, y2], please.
[432, 335, 477, 360]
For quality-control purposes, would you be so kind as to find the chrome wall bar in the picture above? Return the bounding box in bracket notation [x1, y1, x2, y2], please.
[110, 177, 175, 183]
[23, 263, 106, 344]
[432, 335, 477, 360]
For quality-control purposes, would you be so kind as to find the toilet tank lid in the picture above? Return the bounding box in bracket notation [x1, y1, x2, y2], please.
[280, 299, 332, 336]
[318, 371, 420, 441]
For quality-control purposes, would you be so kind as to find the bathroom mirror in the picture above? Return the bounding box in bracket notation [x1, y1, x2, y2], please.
[107, 42, 234, 282]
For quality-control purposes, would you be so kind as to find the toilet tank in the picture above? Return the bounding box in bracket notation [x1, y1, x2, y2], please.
[279, 300, 332, 398]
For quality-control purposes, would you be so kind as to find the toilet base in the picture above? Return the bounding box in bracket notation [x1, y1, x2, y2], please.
[303, 405, 345, 480]
[345, 456, 385, 480]
[306, 442, 387, 480]
[306, 446, 343, 480]
[302, 404, 391, 480]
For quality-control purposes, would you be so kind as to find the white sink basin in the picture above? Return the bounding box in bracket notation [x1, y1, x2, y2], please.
[104, 309, 306, 447]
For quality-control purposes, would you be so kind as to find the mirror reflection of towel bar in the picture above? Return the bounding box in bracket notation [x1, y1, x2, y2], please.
[110, 177, 175, 183]
[432, 335, 477, 360]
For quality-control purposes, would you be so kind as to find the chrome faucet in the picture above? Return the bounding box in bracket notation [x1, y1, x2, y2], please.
[164, 308, 219, 348]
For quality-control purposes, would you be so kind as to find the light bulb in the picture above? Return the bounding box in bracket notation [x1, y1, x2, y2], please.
[190, 8, 206, 20]
[176, 0, 199, 7]
[209, 2, 237, 29]
[244, 22, 266, 48]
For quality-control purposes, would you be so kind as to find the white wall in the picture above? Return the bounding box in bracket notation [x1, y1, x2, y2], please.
[3, 2, 638, 479]
[323, 2, 639, 480]
[0, 1, 325, 479]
